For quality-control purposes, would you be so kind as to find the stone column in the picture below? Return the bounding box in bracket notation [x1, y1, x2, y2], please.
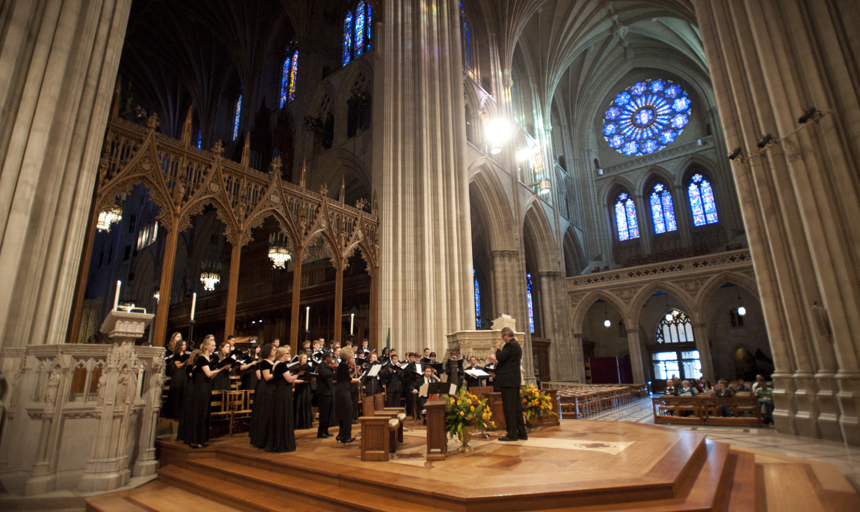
[491, 251, 507, 317]
[376, 0, 474, 356]
[0, 0, 132, 348]
[695, 0, 860, 443]
[691, 323, 715, 383]
[625, 329, 646, 384]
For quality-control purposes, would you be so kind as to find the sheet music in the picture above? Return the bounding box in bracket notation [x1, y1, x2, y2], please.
[415, 363, 422, 374]
[466, 368, 490, 378]
[368, 364, 382, 377]
[449, 383, 457, 395]
[287, 361, 300, 368]
[419, 382, 429, 397]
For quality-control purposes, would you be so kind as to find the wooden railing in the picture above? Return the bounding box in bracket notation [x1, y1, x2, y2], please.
[651, 395, 763, 426]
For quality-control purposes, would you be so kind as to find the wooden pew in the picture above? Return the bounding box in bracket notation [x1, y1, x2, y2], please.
[651, 396, 763, 427]
[358, 395, 405, 461]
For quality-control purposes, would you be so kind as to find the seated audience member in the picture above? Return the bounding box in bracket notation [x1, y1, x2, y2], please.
[728, 380, 739, 392]
[735, 380, 751, 393]
[755, 376, 774, 425]
[750, 374, 765, 393]
[679, 380, 697, 396]
[701, 380, 714, 394]
[663, 379, 678, 396]
[714, 379, 734, 417]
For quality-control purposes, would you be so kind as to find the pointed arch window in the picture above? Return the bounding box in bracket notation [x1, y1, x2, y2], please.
[473, 269, 482, 328]
[288, 50, 299, 103]
[614, 192, 640, 241]
[688, 173, 719, 226]
[196, 130, 202, 149]
[232, 95, 242, 140]
[460, 1, 473, 76]
[526, 273, 535, 333]
[279, 55, 291, 107]
[650, 183, 677, 234]
[342, 2, 372, 66]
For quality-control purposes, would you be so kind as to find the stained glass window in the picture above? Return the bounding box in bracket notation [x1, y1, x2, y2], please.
[655, 310, 695, 344]
[342, 3, 372, 66]
[461, 1, 472, 74]
[688, 174, 719, 226]
[196, 130, 202, 149]
[473, 269, 481, 328]
[280, 56, 291, 108]
[615, 192, 640, 241]
[343, 12, 353, 66]
[526, 273, 535, 333]
[288, 50, 298, 102]
[603, 79, 691, 156]
[232, 95, 241, 140]
[650, 183, 677, 234]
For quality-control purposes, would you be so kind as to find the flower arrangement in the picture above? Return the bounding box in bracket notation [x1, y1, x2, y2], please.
[520, 384, 557, 425]
[445, 388, 495, 440]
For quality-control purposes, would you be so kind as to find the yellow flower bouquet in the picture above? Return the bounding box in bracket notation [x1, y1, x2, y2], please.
[445, 388, 495, 451]
[520, 384, 557, 426]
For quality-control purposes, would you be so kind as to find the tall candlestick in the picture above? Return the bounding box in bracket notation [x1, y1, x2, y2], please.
[305, 306, 310, 331]
[190, 293, 197, 322]
[350, 313, 354, 335]
[113, 281, 121, 310]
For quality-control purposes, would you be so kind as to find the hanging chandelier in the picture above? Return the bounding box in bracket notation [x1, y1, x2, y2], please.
[96, 202, 123, 232]
[268, 233, 292, 269]
[200, 262, 221, 291]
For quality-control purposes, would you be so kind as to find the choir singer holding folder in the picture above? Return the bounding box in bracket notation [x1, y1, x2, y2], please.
[411, 366, 440, 424]
[487, 327, 527, 441]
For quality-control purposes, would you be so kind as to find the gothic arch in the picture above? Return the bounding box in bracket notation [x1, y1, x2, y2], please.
[695, 271, 761, 314]
[468, 160, 515, 252]
[570, 290, 630, 334]
[638, 166, 675, 194]
[628, 281, 698, 330]
[562, 227, 586, 277]
[522, 203, 557, 273]
[308, 148, 371, 203]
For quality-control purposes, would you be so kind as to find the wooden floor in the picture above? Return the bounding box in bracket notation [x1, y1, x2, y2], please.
[87, 419, 860, 512]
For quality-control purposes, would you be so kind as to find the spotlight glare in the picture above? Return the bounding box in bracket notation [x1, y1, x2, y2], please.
[737, 306, 747, 316]
[604, 319, 611, 328]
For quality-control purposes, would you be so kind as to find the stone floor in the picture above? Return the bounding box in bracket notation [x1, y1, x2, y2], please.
[591, 395, 860, 494]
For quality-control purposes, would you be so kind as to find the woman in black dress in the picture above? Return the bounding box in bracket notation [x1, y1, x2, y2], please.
[240, 344, 260, 390]
[165, 340, 190, 419]
[182, 335, 228, 448]
[250, 343, 276, 449]
[266, 347, 305, 453]
[293, 353, 313, 429]
[334, 347, 361, 443]
[212, 341, 234, 391]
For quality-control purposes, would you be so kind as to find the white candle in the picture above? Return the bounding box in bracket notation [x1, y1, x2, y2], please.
[305, 306, 310, 331]
[350, 313, 354, 335]
[190, 293, 197, 322]
[113, 281, 121, 311]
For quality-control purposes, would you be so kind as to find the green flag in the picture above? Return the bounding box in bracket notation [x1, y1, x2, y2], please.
[386, 326, 390, 351]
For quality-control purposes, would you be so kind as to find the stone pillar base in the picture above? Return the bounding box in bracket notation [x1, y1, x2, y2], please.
[78, 468, 128, 493]
[132, 458, 159, 478]
[24, 469, 56, 496]
[836, 371, 860, 446]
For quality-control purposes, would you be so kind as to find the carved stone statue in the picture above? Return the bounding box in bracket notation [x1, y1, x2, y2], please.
[115, 367, 130, 405]
[96, 373, 107, 406]
[45, 370, 61, 406]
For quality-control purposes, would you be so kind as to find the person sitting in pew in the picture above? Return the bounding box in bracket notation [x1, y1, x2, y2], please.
[714, 379, 734, 417]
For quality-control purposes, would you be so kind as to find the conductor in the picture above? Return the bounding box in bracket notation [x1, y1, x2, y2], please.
[487, 327, 527, 441]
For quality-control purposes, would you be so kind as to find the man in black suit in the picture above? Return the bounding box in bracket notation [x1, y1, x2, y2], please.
[411, 366, 440, 424]
[315, 351, 335, 438]
[382, 352, 404, 407]
[487, 327, 527, 441]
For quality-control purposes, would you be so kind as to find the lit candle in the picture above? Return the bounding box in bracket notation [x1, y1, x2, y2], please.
[113, 281, 121, 311]
[350, 313, 354, 335]
[190, 293, 197, 322]
[305, 306, 310, 331]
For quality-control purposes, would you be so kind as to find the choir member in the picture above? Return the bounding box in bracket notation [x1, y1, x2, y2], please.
[180, 335, 228, 448]
[360, 339, 371, 355]
[164, 332, 182, 379]
[293, 353, 314, 429]
[484, 363, 499, 392]
[464, 356, 484, 389]
[403, 352, 419, 417]
[446, 350, 464, 388]
[334, 347, 361, 443]
[211, 341, 233, 391]
[249, 344, 276, 449]
[380, 347, 390, 364]
[164, 339, 190, 419]
[411, 366, 440, 424]
[383, 352, 404, 407]
[174, 348, 199, 442]
[240, 344, 260, 390]
[315, 351, 335, 438]
[265, 347, 304, 453]
[271, 338, 281, 348]
[428, 352, 444, 379]
[360, 352, 381, 396]
[420, 348, 432, 365]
